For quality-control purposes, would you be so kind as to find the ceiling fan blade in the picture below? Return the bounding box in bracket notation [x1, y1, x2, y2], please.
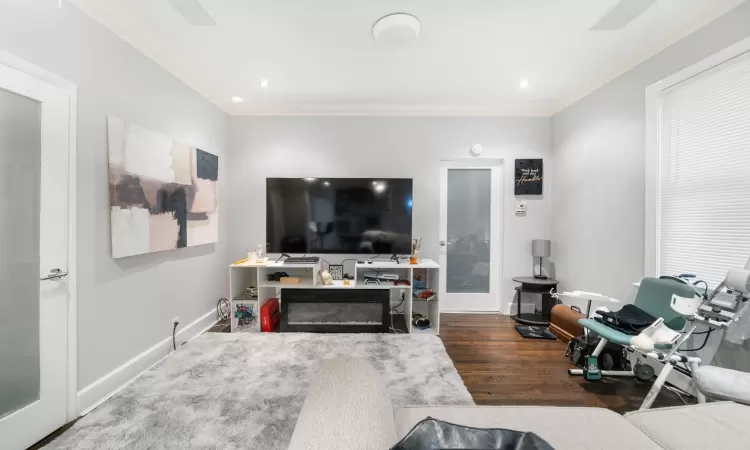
[590, 0, 656, 31]
[167, 0, 216, 26]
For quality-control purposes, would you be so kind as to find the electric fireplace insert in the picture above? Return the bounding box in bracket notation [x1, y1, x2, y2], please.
[280, 289, 389, 333]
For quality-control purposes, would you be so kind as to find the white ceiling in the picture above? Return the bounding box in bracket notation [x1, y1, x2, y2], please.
[71, 0, 746, 116]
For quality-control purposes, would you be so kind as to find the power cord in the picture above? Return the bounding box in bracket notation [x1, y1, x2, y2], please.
[663, 385, 691, 405]
[172, 321, 179, 350]
[216, 298, 230, 321]
[692, 280, 710, 300]
[680, 328, 715, 352]
[275, 253, 290, 263]
[391, 292, 405, 314]
[389, 292, 406, 333]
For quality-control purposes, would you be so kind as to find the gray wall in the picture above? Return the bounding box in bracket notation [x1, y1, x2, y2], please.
[228, 116, 552, 312]
[551, 2, 750, 303]
[0, 1, 229, 389]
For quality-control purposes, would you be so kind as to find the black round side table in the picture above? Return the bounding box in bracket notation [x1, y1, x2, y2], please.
[511, 276, 559, 326]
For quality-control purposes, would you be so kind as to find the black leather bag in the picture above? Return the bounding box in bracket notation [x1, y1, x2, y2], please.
[391, 417, 555, 450]
[595, 304, 656, 335]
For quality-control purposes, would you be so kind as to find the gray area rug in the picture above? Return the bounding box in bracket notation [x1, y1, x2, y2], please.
[49, 333, 473, 449]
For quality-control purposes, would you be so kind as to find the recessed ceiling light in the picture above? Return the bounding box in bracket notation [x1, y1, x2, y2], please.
[231, 96, 244, 103]
[323, 181, 330, 187]
[303, 177, 317, 182]
[519, 78, 530, 89]
[259, 79, 270, 88]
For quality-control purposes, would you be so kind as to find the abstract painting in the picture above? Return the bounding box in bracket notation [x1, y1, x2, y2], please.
[107, 116, 219, 258]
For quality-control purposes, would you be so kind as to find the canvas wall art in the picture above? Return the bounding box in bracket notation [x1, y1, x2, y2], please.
[107, 116, 219, 258]
[514, 158, 543, 195]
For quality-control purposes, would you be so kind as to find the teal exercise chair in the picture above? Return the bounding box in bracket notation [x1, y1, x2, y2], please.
[568, 277, 697, 379]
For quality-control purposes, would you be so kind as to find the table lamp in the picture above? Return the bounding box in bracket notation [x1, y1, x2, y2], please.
[532, 239, 550, 279]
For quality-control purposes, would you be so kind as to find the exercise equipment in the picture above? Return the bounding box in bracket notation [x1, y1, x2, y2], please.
[584, 355, 601, 381]
[564, 255, 750, 409]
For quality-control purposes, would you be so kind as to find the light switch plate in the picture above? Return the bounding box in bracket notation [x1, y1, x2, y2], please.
[515, 199, 527, 216]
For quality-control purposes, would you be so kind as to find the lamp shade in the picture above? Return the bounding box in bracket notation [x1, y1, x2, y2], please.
[532, 239, 551, 258]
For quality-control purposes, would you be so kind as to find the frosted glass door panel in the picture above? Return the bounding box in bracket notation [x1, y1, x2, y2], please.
[0, 88, 41, 419]
[445, 169, 491, 294]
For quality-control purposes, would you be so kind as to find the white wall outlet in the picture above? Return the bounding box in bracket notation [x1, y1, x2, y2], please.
[172, 316, 179, 324]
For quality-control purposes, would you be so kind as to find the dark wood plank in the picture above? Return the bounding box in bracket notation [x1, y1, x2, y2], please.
[440, 313, 693, 413]
[207, 319, 230, 333]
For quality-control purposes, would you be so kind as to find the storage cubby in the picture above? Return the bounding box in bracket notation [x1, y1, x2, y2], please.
[258, 263, 320, 288]
[410, 265, 440, 334]
[354, 264, 411, 288]
[229, 265, 260, 332]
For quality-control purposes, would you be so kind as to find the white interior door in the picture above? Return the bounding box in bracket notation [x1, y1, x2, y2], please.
[439, 163, 503, 311]
[0, 63, 71, 450]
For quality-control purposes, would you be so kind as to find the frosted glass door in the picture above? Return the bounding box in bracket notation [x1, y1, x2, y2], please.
[446, 169, 491, 293]
[0, 61, 71, 450]
[439, 165, 503, 312]
[0, 88, 41, 420]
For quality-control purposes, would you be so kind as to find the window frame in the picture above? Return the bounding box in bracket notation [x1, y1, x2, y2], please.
[645, 36, 750, 279]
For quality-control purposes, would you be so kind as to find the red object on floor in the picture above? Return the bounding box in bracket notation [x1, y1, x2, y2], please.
[260, 298, 280, 332]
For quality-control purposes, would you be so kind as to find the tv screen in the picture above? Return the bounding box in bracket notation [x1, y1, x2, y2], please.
[266, 178, 413, 254]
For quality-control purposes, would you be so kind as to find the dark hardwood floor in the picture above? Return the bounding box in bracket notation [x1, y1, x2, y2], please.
[209, 313, 691, 413]
[440, 314, 691, 413]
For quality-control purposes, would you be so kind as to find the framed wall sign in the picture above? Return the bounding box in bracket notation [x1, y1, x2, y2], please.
[515, 159, 543, 195]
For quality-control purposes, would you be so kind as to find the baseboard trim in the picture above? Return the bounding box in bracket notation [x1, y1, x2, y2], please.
[77, 309, 218, 415]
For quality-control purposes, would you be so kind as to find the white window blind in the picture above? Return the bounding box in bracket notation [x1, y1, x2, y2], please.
[659, 52, 750, 288]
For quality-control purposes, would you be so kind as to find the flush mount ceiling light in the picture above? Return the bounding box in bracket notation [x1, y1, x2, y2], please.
[231, 96, 244, 103]
[259, 79, 270, 88]
[373, 13, 421, 46]
[519, 78, 530, 89]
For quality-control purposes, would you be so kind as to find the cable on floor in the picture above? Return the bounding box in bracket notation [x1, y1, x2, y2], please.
[663, 385, 691, 405]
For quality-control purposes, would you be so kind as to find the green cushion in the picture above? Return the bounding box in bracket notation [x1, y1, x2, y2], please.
[634, 278, 696, 330]
[578, 319, 672, 349]
[577, 278, 693, 350]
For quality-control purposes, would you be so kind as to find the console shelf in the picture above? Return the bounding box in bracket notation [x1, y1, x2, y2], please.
[256, 280, 404, 289]
[412, 292, 437, 302]
[229, 257, 440, 333]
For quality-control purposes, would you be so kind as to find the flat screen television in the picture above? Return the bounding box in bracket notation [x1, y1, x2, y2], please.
[266, 178, 413, 254]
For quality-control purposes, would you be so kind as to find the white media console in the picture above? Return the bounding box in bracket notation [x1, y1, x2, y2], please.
[229, 258, 440, 334]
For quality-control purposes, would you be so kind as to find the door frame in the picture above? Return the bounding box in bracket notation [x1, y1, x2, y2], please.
[0, 51, 78, 422]
[438, 158, 504, 312]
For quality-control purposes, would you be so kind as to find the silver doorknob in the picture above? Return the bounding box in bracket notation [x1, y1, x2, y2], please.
[41, 268, 68, 281]
[440, 241, 451, 247]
